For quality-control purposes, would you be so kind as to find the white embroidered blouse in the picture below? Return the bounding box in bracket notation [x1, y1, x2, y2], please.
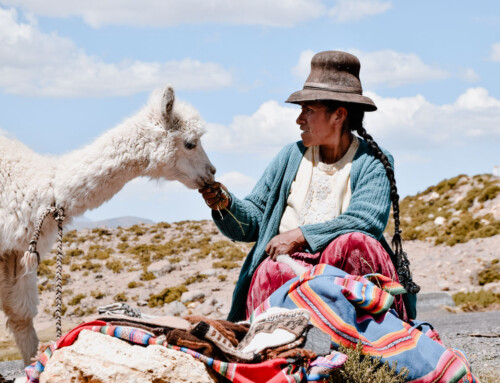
[279, 136, 360, 234]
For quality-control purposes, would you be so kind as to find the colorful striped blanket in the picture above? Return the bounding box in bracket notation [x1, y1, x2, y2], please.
[25, 264, 478, 383]
[253, 264, 477, 383]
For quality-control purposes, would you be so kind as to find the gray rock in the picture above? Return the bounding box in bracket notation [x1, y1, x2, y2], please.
[39, 330, 216, 382]
[163, 301, 186, 316]
[417, 292, 455, 312]
[147, 260, 174, 277]
[203, 269, 217, 277]
[198, 297, 218, 316]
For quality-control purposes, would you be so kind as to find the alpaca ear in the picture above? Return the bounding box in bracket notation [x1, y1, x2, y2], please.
[161, 85, 175, 128]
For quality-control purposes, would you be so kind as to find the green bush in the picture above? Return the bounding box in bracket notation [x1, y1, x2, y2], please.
[140, 269, 156, 281]
[68, 293, 86, 306]
[185, 274, 208, 285]
[127, 281, 144, 289]
[148, 285, 187, 307]
[91, 290, 106, 299]
[105, 259, 124, 273]
[477, 259, 500, 285]
[213, 260, 239, 269]
[114, 292, 128, 302]
[452, 289, 500, 311]
[330, 341, 408, 383]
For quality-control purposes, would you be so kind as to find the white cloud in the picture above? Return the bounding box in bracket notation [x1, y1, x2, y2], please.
[353, 49, 449, 87]
[0, 8, 232, 97]
[205, 87, 500, 161]
[291, 50, 314, 78]
[291, 49, 449, 88]
[2, 0, 325, 28]
[490, 42, 500, 62]
[329, 0, 392, 23]
[203, 100, 300, 156]
[365, 87, 500, 149]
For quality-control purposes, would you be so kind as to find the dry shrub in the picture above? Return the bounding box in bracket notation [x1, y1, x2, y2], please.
[330, 341, 408, 383]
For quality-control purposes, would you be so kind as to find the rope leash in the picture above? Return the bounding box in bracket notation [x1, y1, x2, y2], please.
[25, 206, 66, 339]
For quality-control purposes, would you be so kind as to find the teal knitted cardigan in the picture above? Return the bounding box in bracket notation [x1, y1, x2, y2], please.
[214, 140, 394, 321]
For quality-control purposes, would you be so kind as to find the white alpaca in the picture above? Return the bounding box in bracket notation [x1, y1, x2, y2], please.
[0, 85, 216, 365]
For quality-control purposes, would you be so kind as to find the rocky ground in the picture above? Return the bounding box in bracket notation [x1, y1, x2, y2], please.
[1, 220, 500, 380]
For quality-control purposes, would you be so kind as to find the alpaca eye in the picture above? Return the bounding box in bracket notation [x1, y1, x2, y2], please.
[184, 141, 197, 150]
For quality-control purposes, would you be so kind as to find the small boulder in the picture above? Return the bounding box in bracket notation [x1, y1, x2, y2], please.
[147, 260, 174, 277]
[163, 301, 186, 316]
[40, 330, 216, 383]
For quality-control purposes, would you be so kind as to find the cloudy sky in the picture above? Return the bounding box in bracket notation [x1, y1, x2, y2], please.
[1, 1, 499, 223]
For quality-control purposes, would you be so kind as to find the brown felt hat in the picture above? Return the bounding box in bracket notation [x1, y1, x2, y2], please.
[286, 51, 377, 112]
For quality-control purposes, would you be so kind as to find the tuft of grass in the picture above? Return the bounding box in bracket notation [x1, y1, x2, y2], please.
[127, 281, 144, 289]
[213, 260, 239, 269]
[477, 259, 500, 285]
[66, 248, 84, 257]
[68, 293, 86, 306]
[140, 268, 156, 281]
[92, 228, 112, 237]
[185, 274, 208, 285]
[217, 274, 227, 282]
[330, 341, 408, 383]
[81, 260, 102, 272]
[105, 259, 124, 273]
[71, 306, 95, 317]
[148, 285, 188, 307]
[156, 222, 172, 229]
[127, 224, 147, 236]
[452, 289, 500, 311]
[91, 290, 106, 299]
[38, 259, 55, 278]
[114, 292, 128, 302]
[62, 230, 78, 243]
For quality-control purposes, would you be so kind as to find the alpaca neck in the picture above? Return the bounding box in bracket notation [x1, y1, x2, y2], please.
[54, 114, 153, 218]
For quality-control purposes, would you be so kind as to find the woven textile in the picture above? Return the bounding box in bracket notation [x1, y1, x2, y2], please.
[24, 321, 309, 383]
[253, 264, 477, 383]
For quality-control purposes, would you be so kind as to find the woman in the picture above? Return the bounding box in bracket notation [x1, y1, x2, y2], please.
[199, 51, 419, 323]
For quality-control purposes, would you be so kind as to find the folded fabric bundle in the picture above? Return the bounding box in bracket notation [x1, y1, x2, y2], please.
[238, 308, 310, 354]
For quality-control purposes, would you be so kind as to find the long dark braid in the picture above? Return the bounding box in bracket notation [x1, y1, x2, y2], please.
[327, 101, 420, 294]
[354, 124, 420, 294]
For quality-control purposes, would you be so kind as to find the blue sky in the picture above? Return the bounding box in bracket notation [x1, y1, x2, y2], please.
[1, 1, 499, 223]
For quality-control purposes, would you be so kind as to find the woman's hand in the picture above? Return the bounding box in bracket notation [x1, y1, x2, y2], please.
[198, 182, 230, 210]
[265, 228, 306, 260]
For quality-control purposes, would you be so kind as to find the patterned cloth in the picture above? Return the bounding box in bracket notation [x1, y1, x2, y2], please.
[246, 232, 407, 320]
[253, 264, 477, 383]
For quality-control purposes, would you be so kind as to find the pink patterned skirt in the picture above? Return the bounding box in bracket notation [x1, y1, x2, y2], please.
[246, 232, 407, 321]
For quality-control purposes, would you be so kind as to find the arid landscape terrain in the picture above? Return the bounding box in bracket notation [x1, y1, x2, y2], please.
[1, 173, 500, 379]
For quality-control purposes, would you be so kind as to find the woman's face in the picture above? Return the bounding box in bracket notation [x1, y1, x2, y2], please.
[296, 102, 340, 147]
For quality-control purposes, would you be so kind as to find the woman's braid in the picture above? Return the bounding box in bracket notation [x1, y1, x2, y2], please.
[353, 121, 420, 294]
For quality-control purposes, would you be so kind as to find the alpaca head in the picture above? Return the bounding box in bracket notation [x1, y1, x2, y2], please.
[141, 85, 216, 189]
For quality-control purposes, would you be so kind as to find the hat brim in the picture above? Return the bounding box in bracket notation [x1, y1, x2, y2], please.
[286, 88, 377, 112]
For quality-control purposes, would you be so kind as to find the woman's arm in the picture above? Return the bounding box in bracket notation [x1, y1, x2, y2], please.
[211, 144, 292, 242]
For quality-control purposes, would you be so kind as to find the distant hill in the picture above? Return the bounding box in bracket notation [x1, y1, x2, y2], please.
[68, 216, 155, 230]
[387, 174, 500, 245]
